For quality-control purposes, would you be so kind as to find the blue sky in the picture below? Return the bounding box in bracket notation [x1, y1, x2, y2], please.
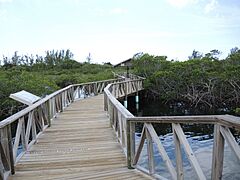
[0, 0, 239, 64]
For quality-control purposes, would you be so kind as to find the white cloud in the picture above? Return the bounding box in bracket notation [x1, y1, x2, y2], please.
[204, 0, 218, 14]
[166, 0, 198, 8]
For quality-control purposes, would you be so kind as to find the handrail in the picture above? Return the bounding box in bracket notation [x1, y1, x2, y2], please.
[1, 72, 239, 180]
[0, 77, 124, 180]
[103, 74, 240, 180]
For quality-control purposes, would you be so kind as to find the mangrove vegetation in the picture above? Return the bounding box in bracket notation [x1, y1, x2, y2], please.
[133, 47, 240, 115]
[0, 49, 114, 120]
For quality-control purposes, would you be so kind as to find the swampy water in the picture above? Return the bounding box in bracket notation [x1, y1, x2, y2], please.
[124, 94, 240, 180]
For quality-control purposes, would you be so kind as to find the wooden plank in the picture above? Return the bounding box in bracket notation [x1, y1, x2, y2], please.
[0, 126, 12, 180]
[20, 118, 27, 152]
[172, 123, 206, 180]
[0, 133, 10, 172]
[0, 78, 121, 128]
[25, 112, 33, 144]
[126, 120, 133, 169]
[7, 125, 15, 175]
[211, 124, 225, 180]
[219, 126, 240, 161]
[136, 165, 168, 180]
[133, 127, 146, 165]
[13, 118, 23, 162]
[9, 95, 147, 180]
[128, 116, 217, 124]
[173, 125, 183, 180]
[118, 112, 123, 145]
[31, 116, 37, 142]
[145, 123, 177, 179]
[146, 127, 155, 175]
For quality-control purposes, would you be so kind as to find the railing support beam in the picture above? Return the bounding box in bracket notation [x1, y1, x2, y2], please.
[211, 124, 225, 180]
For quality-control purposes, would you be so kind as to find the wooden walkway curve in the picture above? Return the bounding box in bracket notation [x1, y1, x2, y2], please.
[9, 95, 150, 180]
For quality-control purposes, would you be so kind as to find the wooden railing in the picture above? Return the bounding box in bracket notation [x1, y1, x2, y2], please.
[0, 78, 122, 180]
[104, 76, 240, 180]
[1, 73, 239, 180]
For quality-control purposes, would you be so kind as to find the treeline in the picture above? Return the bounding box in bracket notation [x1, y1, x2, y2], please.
[1, 49, 76, 69]
[133, 47, 240, 114]
[0, 49, 114, 120]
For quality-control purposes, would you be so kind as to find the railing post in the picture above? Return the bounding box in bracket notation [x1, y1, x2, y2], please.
[130, 122, 135, 165]
[211, 124, 225, 180]
[104, 92, 107, 111]
[173, 126, 183, 180]
[7, 125, 14, 175]
[60, 94, 63, 112]
[20, 117, 27, 151]
[94, 82, 98, 95]
[109, 102, 113, 127]
[124, 82, 128, 108]
[47, 99, 52, 127]
[146, 127, 155, 175]
[126, 119, 135, 169]
[0, 126, 11, 179]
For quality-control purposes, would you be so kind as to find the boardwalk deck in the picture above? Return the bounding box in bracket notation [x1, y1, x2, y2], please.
[9, 95, 150, 180]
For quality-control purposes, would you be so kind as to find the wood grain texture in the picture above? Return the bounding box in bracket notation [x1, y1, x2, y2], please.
[9, 95, 150, 180]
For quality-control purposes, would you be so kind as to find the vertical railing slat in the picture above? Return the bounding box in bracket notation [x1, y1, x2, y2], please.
[173, 125, 183, 180]
[211, 124, 225, 180]
[146, 127, 155, 175]
[173, 123, 206, 180]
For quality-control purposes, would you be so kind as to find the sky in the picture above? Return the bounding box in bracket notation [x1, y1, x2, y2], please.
[0, 0, 240, 64]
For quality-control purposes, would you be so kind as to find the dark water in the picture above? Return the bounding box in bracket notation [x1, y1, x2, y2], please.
[122, 93, 240, 180]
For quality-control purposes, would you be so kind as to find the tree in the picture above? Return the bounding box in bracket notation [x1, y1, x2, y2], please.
[188, 50, 202, 60]
[230, 47, 239, 55]
[86, 53, 91, 63]
[204, 49, 221, 60]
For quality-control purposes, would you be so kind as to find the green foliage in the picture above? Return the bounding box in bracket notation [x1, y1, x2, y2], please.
[133, 49, 240, 113]
[0, 50, 114, 120]
[235, 108, 240, 115]
[0, 69, 59, 120]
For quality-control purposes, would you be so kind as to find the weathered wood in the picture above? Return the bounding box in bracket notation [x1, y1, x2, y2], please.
[133, 127, 146, 165]
[47, 100, 51, 127]
[126, 120, 133, 169]
[0, 79, 120, 129]
[13, 118, 24, 162]
[173, 125, 183, 180]
[0, 78, 125, 179]
[145, 127, 155, 175]
[7, 125, 15, 175]
[0, 128, 10, 172]
[128, 116, 217, 124]
[145, 123, 177, 179]
[211, 124, 225, 180]
[220, 126, 240, 161]
[9, 95, 148, 180]
[3, 73, 240, 179]
[130, 122, 135, 166]
[20, 118, 27, 152]
[172, 123, 206, 180]
[136, 165, 168, 180]
[25, 112, 35, 145]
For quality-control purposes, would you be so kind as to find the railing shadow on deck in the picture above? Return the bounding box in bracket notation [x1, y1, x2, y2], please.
[0, 77, 125, 180]
[104, 74, 240, 180]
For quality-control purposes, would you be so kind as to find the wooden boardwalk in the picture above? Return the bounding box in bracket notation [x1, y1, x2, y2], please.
[9, 95, 149, 180]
